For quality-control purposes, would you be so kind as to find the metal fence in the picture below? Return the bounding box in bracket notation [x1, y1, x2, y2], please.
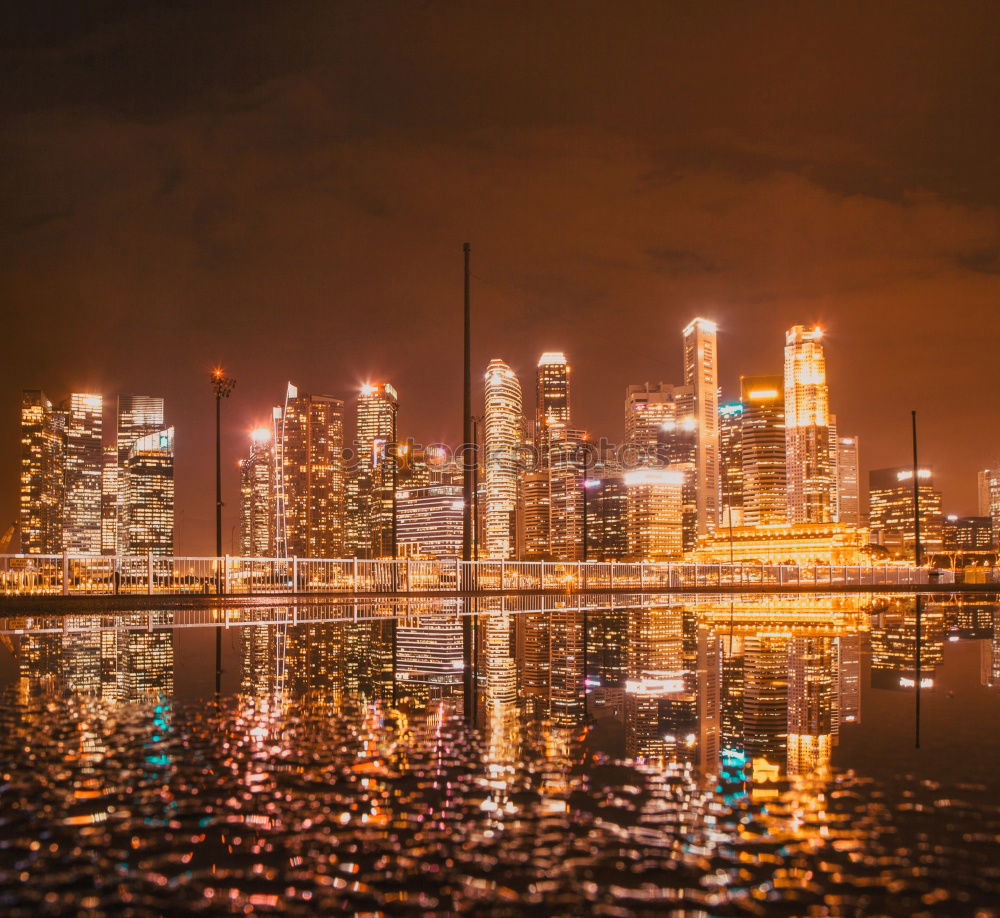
[0, 553, 949, 597]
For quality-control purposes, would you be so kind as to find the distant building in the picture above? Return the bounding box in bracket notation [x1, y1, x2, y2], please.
[978, 468, 1000, 547]
[275, 385, 346, 558]
[396, 485, 463, 558]
[740, 376, 787, 527]
[835, 435, 861, 526]
[624, 468, 684, 561]
[691, 521, 868, 565]
[624, 382, 690, 467]
[534, 352, 571, 470]
[683, 318, 720, 534]
[240, 428, 276, 556]
[718, 402, 744, 527]
[521, 469, 550, 559]
[61, 393, 103, 554]
[124, 427, 175, 555]
[19, 390, 65, 554]
[941, 515, 993, 555]
[483, 359, 523, 560]
[115, 395, 166, 554]
[548, 425, 587, 560]
[868, 467, 943, 560]
[784, 325, 833, 523]
[348, 382, 398, 558]
[585, 473, 629, 560]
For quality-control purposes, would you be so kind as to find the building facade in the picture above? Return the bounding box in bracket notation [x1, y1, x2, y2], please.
[240, 428, 276, 556]
[682, 318, 720, 535]
[61, 393, 104, 554]
[124, 427, 175, 555]
[868, 467, 943, 560]
[740, 376, 787, 527]
[19, 390, 65, 554]
[483, 359, 523, 560]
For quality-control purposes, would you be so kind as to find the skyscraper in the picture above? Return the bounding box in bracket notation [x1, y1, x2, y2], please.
[19, 390, 64, 554]
[835, 435, 861, 526]
[740, 376, 787, 526]
[100, 445, 118, 555]
[483, 359, 523, 560]
[784, 325, 833, 523]
[547, 424, 587, 561]
[868, 466, 943, 559]
[978, 468, 1000, 546]
[396, 484, 463, 558]
[114, 395, 166, 554]
[275, 385, 346, 558]
[718, 402, 744, 527]
[534, 352, 570, 467]
[61, 393, 103, 554]
[240, 427, 276, 556]
[682, 318, 720, 535]
[521, 470, 550, 559]
[624, 382, 690, 466]
[348, 383, 398, 558]
[623, 468, 684, 560]
[124, 427, 175, 554]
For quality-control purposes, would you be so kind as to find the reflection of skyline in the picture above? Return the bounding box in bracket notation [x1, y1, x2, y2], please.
[7, 595, 998, 787]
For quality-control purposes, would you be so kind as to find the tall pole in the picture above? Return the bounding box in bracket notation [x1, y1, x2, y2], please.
[461, 243, 474, 721]
[912, 409, 922, 749]
[211, 369, 235, 696]
[581, 445, 590, 562]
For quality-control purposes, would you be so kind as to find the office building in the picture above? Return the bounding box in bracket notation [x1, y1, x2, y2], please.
[124, 427, 175, 555]
[624, 468, 684, 560]
[624, 382, 690, 467]
[682, 318, 720, 534]
[483, 359, 523, 560]
[836, 435, 861, 526]
[740, 376, 786, 526]
[349, 382, 398, 558]
[61, 393, 103, 554]
[19, 390, 65, 553]
[521, 470, 550, 559]
[534, 352, 570, 468]
[114, 395, 166, 554]
[868, 467, 943, 560]
[718, 402, 744, 527]
[396, 485, 463, 558]
[240, 427, 276, 556]
[547, 424, 587, 560]
[784, 325, 833, 523]
[275, 385, 345, 558]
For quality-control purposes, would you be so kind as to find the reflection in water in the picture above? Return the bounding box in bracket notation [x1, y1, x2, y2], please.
[2, 594, 1000, 913]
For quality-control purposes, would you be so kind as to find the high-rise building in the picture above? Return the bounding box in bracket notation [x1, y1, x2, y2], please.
[718, 402, 744, 527]
[240, 428, 276, 556]
[348, 383, 398, 558]
[659, 410, 698, 551]
[624, 382, 690, 466]
[483, 359, 523, 560]
[586, 473, 629, 560]
[740, 375, 786, 526]
[836, 435, 861, 526]
[124, 427, 175, 555]
[868, 467, 943, 559]
[623, 468, 684, 560]
[275, 385, 345, 558]
[742, 634, 789, 767]
[534, 352, 570, 468]
[19, 390, 65, 554]
[682, 318, 720, 535]
[396, 485, 463, 558]
[115, 395, 165, 554]
[978, 468, 1000, 547]
[100, 445, 118, 555]
[547, 425, 587, 560]
[61, 393, 104, 554]
[784, 325, 833, 523]
[521, 470, 550, 559]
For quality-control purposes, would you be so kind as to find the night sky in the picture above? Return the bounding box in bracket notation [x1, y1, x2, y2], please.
[2, 1, 999, 553]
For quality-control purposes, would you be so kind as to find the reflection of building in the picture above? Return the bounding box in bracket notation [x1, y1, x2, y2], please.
[787, 637, 835, 775]
[397, 608, 464, 701]
[784, 326, 833, 524]
[240, 428, 276, 556]
[718, 402, 744, 526]
[740, 376, 787, 526]
[683, 318, 720, 535]
[19, 390, 65, 553]
[868, 467, 943, 559]
[870, 601, 944, 690]
[743, 634, 789, 766]
[692, 521, 867, 565]
[124, 428, 175, 554]
[276, 386, 346, 558]
[61, 393, 104, 554]
[623, 469, 684, 560]
[396, 485, 463, 558]
[483, 359, 523, 560]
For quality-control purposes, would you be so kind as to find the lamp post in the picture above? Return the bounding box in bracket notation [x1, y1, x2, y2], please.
[210, 368, 235, 697]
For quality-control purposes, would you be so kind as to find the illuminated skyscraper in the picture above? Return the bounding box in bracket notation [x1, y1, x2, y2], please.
[19, 390, 65, 553]
[534, 352, 570, 467]
[115, 395, 165, 554]
[61, 393, 104, 554]
[742, 634, 789, 767]
[521, 470, 550, 559]
[623, 468, 684, 560]
[740, 375, 787, 526]
[275, 386, 345, 558]
[868, 466, 943, 559]
[547, 424, 587, 560]
[659, 409, 698, 551]
[100, 445, 118, 555]
[718, 402, 744, 527]
[124, 427, 175, 554]
[624, 382, 690, 466]
[348, 383, 398, 558]
[835, 435, 861, 526]
[978, 468, 1000, 546]
[786, 636, 835, 776]
[682, 318, 720, 534]
[586, 472, 629, 560]
[240, 428, 276, 556]
[784, 325, 833, 523]
[396, 485, 463, 558]
[483, 359, 523, 560]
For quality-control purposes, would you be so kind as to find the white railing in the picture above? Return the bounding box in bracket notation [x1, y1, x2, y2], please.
[0, 553, 948, 598]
